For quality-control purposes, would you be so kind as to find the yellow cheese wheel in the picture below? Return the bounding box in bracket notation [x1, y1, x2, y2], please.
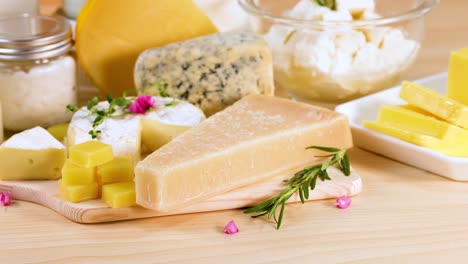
[76, 0, 218, 96]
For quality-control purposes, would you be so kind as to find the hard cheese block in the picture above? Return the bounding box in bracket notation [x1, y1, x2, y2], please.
[448, 48, 468, 105]
[76, 0, 218, 96]
[400, 81, 468, 129]
[135, 95, 353, 212]
[134, 32, 275, 116]
[0, 127, 66, 180]
[377, 105, 468, 142]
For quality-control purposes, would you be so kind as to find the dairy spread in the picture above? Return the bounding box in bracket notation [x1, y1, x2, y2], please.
[264, 0, 419, 103]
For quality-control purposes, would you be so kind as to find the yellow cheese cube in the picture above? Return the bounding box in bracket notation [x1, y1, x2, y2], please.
[364, 121, 468, 157]
[141, 118, 191, 152]
[59, 180, 98, 203]
[97, 156, 134, 185]
[448, 48, 468, 105]
[61, 160, 96, 185]
[47, 123, 69, 142]
[400, 81, 468, 129]
[102, 182, 136, 208]
[69, 141, 113, 168]
[377, 105, 468, 142]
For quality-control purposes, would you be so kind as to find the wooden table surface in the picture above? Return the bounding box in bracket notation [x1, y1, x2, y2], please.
[3, 1, 468, 263]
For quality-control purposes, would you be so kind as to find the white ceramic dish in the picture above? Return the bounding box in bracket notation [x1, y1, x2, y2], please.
[336, 72, 468, 181]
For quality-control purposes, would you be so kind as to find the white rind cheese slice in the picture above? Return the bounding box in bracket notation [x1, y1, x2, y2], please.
[0, 127, 66, 180]
[68, 103, 142, 162]
[134, 31, 275, 116]
[142, 97, 205, 153]
[135, 95, 353, 212]
[67, 97, 205, 161]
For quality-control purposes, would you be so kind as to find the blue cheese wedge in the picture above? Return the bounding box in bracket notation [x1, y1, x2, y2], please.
[134, 32, 275, 116]
[67, 97, 205, 161]
[0, 127, 66, 180]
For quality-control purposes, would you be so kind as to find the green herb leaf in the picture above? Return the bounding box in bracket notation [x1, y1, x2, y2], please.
[306, 146, 340, 152]
[87, 96, 99, 110]
[158, 83, 171, 98]
[314, 0, 336, 10]
[244, 146, 351, 229]
[114, 97, 130, 107]
[75, 95, 135, 140]
[165, 101, 179, 107]
[66, 104, 79, 112]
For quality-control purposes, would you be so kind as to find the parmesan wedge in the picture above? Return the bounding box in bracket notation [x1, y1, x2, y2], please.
[135, 95, 353, 212]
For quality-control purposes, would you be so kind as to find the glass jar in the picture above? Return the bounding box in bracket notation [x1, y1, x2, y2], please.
[0, 14, 76, 131]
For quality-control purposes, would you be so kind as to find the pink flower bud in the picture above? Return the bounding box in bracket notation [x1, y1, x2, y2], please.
[223, 220, 239, 235]
[0, 192, 11, 206]
[336, 196, 351, 209]
[129, 95, 155, 114]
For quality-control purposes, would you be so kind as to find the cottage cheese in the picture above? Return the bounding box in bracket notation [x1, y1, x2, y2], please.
[265, 0, 419, 103]
[0, 55, 77, 131]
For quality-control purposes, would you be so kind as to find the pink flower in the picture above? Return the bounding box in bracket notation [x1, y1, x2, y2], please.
[129, 95, 155, 114]
[0, 192, 11, 206]
[336, 196, 351, 209]
[223, 220, 239, 235]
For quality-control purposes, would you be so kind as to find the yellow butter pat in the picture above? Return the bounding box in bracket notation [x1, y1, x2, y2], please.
[102, 182, 136, 208]
[400, 81, 468, 129]
[69, 141, 113, 168]
[377, 105, 468, 142]
[61, 160, 96, 185]
[97, 156, 134, 185]
[59, 180, 98, 203]
[364, 121, 468, 157]
[448, 48, 468, 105]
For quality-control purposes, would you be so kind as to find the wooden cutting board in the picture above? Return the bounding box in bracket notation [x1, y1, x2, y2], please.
[0, 166, 362, 223]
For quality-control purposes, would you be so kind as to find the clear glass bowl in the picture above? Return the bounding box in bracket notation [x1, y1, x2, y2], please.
[239, 0, 439, 107]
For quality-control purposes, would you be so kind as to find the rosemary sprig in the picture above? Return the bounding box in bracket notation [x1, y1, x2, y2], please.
[244, 146, 350, 229]
[314, 0, 336, 10]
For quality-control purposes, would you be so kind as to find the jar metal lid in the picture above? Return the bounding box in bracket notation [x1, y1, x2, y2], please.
[0, 14, 72, 60]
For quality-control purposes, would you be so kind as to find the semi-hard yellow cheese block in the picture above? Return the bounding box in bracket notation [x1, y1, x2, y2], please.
[141, 118, 191, 153]
[0, 127, 66, 180]
[400, 81, 468, 129]
[59, 180, 99, 203]
[69, 141, 113, 168]
[377, 105, 468, 142]
[135, 95, 353, 212]
[61, 160, 96, 185]
[76, 0, 218, 96]
[364, 121, 468, 157]
[97, 156, 134, 185]
[448, 48, 468, 105]
[47, 123, 69, 142]
[102, 182, 136, 208]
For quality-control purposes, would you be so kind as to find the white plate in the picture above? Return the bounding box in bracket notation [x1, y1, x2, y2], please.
[336, 72, 468, 181]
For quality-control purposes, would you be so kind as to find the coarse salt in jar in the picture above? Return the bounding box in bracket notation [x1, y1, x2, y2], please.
[0, 14, 76, 131]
